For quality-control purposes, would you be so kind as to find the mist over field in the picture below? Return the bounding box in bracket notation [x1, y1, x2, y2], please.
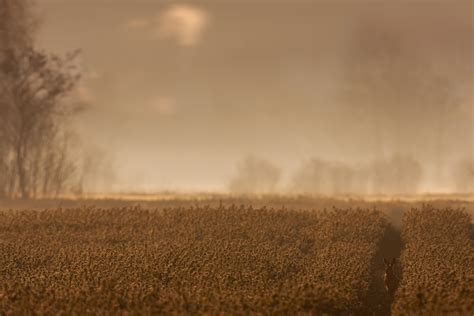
[1, 2, 474, 314]
[2, 0, 473, 196]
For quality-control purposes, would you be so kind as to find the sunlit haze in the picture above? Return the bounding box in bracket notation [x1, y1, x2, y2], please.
[36, 0, 473, 193]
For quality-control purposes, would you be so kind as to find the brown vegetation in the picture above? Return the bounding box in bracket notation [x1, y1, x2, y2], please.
[392, 206, 474, 315]
[0, 205, 389, 314]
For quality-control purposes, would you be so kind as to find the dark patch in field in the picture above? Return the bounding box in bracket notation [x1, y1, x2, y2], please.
[363, 224, 403, 316]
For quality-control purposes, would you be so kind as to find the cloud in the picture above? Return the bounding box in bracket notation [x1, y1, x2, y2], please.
[126, 4, 209, 47]
[156, 4, 209, 47]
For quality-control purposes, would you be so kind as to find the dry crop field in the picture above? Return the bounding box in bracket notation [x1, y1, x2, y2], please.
[392, 207, 474, 315]
[0, 197, 473, 315]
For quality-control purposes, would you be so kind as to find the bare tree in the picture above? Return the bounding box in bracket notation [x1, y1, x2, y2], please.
[229, 156, 281, 194]
[0, 48, 81, 198]
[292, 158, 368, 195]
[343, 22, 455, 170]
[292, 158, 334, 195]
[0, 0, 81, 198]
[292, 155, 422, 195]
[370, 155, 423, 195]
[0, 0, 32, 198]
[73, 146, 117, 196]
[0, 0, 33, 52]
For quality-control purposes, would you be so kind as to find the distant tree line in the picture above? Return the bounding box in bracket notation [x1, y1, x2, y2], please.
[291, 155, 422, 195]
[228, 22, 472, 196]
[229, 156, 281, 194]
[0, 0, 82, 198]
[229, 155, 474, 195]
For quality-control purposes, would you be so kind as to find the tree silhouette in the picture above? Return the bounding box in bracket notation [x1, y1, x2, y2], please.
[229, 156, 281, 194]
[0, 0, 81, 198]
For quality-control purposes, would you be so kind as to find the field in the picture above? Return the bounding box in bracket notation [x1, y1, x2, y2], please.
[392, 206, 474, 315]
[0, 195, 473, 315]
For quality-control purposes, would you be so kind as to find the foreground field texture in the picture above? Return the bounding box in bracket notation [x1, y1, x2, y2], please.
[2, 195, 473, 227]
[0, 206, 389, 314]
[392, 207, 474, 315]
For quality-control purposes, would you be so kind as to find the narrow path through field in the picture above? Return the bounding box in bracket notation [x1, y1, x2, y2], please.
[363, 225, 403, 316]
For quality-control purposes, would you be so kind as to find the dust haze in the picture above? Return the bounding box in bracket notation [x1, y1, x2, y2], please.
[28, 1, 474, 194]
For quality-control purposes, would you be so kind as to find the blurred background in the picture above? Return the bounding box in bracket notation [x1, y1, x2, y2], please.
[5, 0, 474, 195]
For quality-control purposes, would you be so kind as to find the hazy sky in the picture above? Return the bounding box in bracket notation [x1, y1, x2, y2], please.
[36, 0, 473, 192]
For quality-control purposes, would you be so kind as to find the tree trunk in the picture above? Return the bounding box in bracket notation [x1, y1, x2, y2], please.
[16, 142, 28, 199]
